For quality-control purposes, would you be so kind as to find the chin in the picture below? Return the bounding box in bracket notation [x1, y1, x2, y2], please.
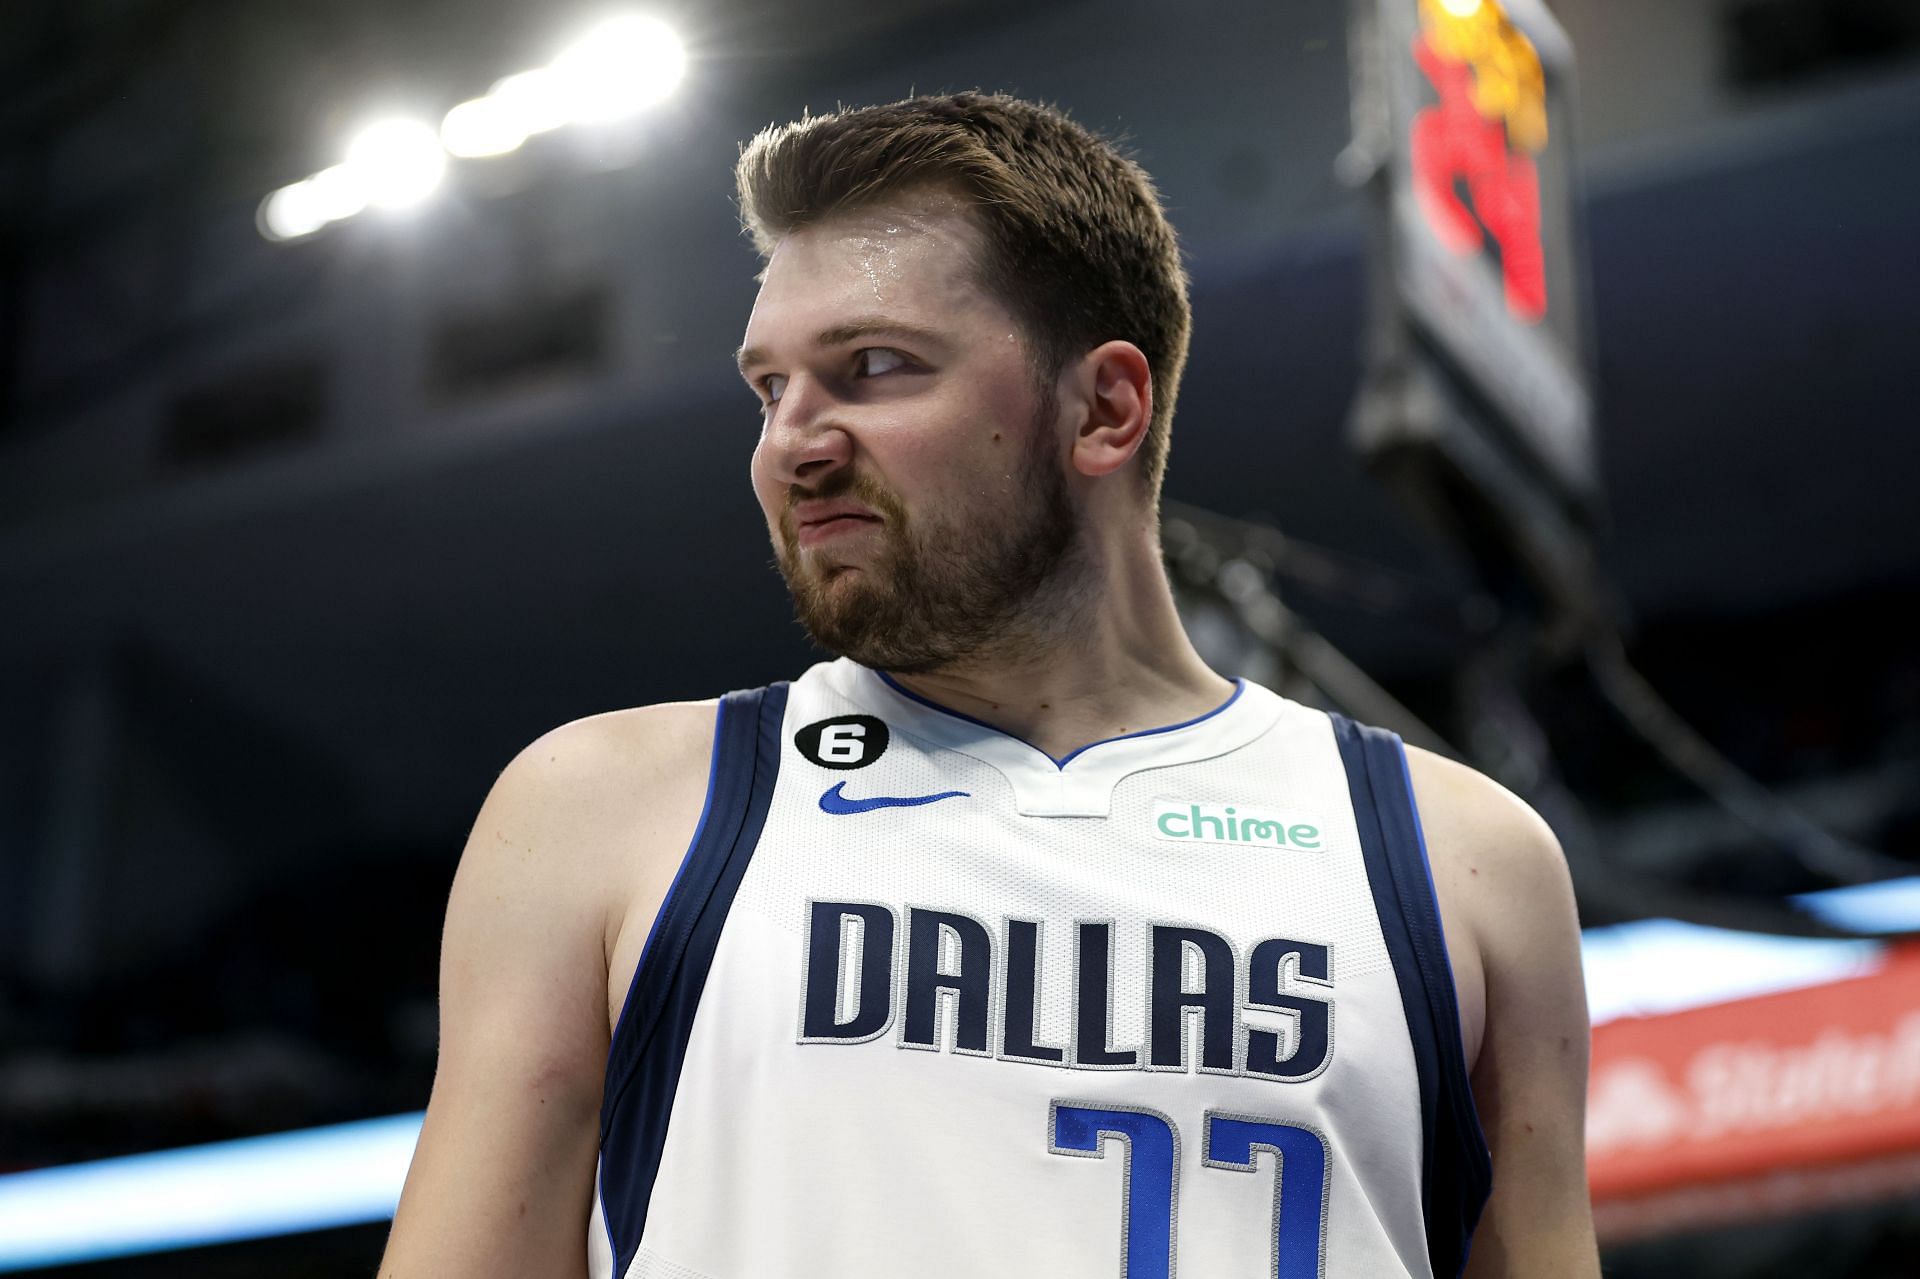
[806, 559, 868, 587]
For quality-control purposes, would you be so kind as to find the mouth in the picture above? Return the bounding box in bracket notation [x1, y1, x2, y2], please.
[795, 513, 882, 548]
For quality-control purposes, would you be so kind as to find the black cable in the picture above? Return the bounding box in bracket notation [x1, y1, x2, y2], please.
[1585, 631, 1910, 887]
[1162, 502, 1914, 936]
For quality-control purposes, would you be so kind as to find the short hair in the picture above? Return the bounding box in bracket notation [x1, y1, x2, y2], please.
[735, 91, 1192, 501]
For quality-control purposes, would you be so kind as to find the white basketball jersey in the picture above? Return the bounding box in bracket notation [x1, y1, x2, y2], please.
[589, 658, 1487, 1279]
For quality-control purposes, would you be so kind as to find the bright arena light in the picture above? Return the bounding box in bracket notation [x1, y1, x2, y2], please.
[259, 14, 687, 241]
[259, 182, 329, 242]
[440, 97, 524, 159]
[258, 165, 369, 242]
[306, 164, 371, 221]
[549, 14, 687, 122]
[436, 13, 686, 162]
[491, 67, 577, 135]
[343, 117, 447, 210]
[0, 1113, 421, 1271]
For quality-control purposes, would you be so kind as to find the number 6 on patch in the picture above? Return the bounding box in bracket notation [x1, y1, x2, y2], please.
[1049, 1102, 1329, 1279]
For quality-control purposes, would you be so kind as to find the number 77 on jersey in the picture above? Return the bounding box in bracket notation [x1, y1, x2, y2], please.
[1049, 1102, 1329, 1279]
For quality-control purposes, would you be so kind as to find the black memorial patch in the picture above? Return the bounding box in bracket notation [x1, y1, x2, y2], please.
[794, 714, 890, 770]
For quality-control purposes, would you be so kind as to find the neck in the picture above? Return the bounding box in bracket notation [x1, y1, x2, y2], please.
[881, 524, 1233, 761]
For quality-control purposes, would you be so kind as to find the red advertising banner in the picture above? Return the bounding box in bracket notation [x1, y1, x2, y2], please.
[1587, 940, 1920, 1238]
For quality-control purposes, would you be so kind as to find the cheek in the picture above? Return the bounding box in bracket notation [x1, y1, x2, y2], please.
[976, 411, 1048, 489]
[976, 375, 1051, 463]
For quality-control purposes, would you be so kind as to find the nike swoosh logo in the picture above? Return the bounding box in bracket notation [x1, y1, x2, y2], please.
[819, 781, 970, 815]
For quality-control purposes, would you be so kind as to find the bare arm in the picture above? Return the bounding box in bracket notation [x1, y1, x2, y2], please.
[379, 704, 715, 1277]
[1408, 747, 1602, 1279]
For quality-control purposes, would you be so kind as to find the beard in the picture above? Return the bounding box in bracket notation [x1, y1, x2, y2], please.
[772, 402, 1085, 675]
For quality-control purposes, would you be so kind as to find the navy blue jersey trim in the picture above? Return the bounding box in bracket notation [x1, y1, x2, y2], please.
[610, 705, 726, 1043]
[597, 683, 789, 1277]
[877, 668, 1244, 768]
[1330, 713, 1491, 1279]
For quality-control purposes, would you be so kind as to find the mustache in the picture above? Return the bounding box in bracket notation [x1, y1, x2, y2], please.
[782, 470, 906, 527]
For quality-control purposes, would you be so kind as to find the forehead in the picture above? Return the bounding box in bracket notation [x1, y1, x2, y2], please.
[743, 194, 1006, 341]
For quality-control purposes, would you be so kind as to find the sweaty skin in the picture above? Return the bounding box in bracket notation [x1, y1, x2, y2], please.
[381, 185, 1600, 1279]
[849, 210, 936, 305]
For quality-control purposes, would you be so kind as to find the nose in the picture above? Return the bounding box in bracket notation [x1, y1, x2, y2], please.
[758, 374, 852, 489]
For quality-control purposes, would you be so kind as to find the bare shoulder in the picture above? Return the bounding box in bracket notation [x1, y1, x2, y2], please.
[475, 699, 720, 973]
[1401, 746, 1575, 968]
[439, 696, 722, 1042]
[1399, 745, 1577, 1074]
[523, 702, 723, 1032]
[498, 698, 719, 812]
[1402, 747, 1600, 1277]
[1401, 745, 1566, 885]
[477, 700, 719, 874]
[381, 698, 720, 1277]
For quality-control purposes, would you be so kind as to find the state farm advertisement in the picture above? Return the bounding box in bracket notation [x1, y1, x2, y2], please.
[1587, 940, 1920, 1230]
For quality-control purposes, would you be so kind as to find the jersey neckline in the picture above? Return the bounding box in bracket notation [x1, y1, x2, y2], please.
[824, 659, 1286, 818]
[874, 669, 1247, 770]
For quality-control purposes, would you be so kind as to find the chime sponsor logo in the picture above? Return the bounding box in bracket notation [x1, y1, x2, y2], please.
[1151, 800, 1322, 850]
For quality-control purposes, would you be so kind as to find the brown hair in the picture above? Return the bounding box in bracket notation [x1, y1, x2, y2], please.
[735, 91, 1192, 501]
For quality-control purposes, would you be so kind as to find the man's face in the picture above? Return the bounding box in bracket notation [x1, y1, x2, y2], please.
[739, 194, 1083, 673]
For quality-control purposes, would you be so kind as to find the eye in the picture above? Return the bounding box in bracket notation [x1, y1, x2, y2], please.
[760, 373, 788, 406]
[855, 348, 909, 377]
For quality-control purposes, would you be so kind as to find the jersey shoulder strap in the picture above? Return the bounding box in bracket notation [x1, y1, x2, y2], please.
[599, 681, 789, 1275]
[1329, 712, 1492, 1279]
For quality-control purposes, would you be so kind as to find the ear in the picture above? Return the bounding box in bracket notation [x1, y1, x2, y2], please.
[1066, 340, 1154, 480]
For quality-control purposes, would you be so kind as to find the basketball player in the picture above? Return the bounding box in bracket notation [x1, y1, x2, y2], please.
[380, 93, 1599, 1278]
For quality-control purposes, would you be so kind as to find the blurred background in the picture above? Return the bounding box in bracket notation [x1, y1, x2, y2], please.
[1, 0, 1917, 1273]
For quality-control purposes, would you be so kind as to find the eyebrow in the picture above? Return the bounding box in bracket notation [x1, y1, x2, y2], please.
[734, 318, 950, 378]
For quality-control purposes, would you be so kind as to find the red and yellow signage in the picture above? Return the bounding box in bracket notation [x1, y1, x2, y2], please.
[1587, 940, 1920, 1239]
[1409, 0, 1549, 321]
